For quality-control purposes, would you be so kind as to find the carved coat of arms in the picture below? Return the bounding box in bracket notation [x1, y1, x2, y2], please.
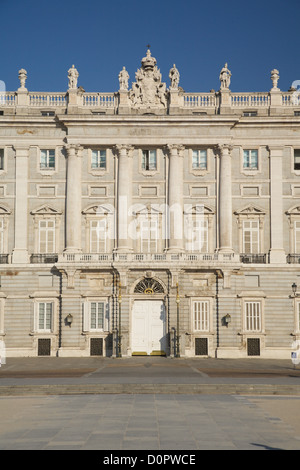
[129, 49, 167, 109]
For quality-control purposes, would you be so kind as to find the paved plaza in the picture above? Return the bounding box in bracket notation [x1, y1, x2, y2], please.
[0, 357, 300, 450]
[0, 394, 300, 450]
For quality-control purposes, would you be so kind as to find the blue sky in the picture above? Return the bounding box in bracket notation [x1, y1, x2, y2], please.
[0, 0, 299, 93]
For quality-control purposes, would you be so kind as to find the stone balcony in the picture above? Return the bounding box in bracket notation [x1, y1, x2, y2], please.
[0, 252, 298, 266]
[57, 252, 241, 267]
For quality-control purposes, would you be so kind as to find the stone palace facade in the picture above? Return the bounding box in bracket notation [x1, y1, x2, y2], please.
[0, 50, 300, 359]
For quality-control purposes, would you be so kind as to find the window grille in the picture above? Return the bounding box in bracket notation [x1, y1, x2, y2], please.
[193, 301, 209, 331]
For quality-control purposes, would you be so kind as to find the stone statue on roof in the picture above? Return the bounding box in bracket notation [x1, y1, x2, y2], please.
[119, 66, 129, 91]
[169, 64, 180, 90]
[219, 63, 231, 90]
[68, 65, 79, 90]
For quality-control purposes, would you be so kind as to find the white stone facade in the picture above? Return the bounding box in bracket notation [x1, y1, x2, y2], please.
[0, 50, 300, 359]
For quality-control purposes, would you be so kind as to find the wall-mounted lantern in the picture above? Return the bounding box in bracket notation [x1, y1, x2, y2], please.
[66, 313, 73, 327]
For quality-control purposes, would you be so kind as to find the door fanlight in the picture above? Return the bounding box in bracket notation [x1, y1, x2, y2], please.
[134, 277, 164, 294]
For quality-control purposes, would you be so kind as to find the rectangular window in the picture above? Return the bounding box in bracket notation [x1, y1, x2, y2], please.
[91, 150, 106, 169]
[295, 221, 300, 253]
[39, 220, 55, 253]
[0, 149, 4, 170]
[243, 220, 259, 253]
[142, 150, 157, 171]
[40, 149, 55, 169]
[243, 149, 258, 169]
[90, 302, 104, 330]
[186, 219, 208, 252]
[193, 300, 209, 331]
[245, 301, 261, 332]
[140, 215, 159, 253]
[294, 150, 300, 171]
[38, 302, 53, 331]
[192, 150, 207, 170]
[90, 219, 107, 253]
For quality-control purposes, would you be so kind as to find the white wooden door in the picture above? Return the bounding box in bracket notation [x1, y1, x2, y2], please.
[132, 300, 166, 355]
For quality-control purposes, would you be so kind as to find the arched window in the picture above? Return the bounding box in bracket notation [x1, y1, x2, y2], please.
[134, 278, 165, 294]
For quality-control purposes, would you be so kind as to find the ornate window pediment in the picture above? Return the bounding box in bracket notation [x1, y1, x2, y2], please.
[0, 205, 11, 216]
[82, 204, 114, 216]
[286, 205, 300, 216]
[184, 205, 214, 215]
[132, 205, 162, 217]
[31, 204, 62, 216]
[234, 204, 266, 217]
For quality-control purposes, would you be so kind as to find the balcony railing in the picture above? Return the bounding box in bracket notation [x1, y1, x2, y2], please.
[82, 93, 116, 108]
[287, 254, 300, 264]
[29, 92, 67, 107]
[0, 89, 299, 114]
[240, 253, 267, 264]
[58, 252, 241, 264]
[184, 93, 217, 108]
[231, 93, 270, 107]
[30, 254, 58, 264]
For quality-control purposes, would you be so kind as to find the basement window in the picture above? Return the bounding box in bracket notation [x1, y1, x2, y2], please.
[41, 111, 55, 116]
[243, 111, 257, 117]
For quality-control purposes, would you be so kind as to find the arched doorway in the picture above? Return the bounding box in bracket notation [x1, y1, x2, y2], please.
[131, 278, 167, 356]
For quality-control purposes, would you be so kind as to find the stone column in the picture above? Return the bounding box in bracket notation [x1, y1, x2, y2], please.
[12, 146, 29, 263]
[268, 146, 286, 263]
[167, 144, 185, 252]
[218, 144, 233, 253]
[115, 145, 134, 252]
[64, 144, 83, 253]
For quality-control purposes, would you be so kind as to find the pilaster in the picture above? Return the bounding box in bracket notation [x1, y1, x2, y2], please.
[12, 146, 29, 263]
[268, 146, 286, 263]
[115, 144, 134, 252]
[167, 144, 185, 252]
[64, 144, 83, 253]
[218, 144, 234, 254]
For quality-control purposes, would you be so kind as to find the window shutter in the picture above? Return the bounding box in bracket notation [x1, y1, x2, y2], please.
[0, 219, 3, 253]
[105, 302, 109, 331]
[82, 302, 89, 332]
[295, 221, 300, 253]
[149, 150, 157, 170]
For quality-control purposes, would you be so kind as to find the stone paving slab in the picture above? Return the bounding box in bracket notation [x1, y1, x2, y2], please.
[0, 394, 300, 450]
